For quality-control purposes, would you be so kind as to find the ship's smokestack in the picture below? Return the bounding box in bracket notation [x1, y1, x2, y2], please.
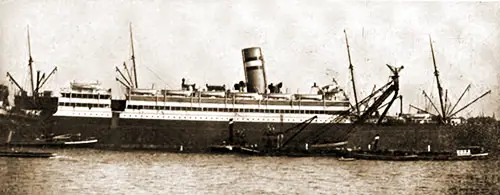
[241, 47, 267, 93]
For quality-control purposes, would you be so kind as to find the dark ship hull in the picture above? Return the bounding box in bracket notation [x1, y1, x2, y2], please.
[2, 113, 469, 153]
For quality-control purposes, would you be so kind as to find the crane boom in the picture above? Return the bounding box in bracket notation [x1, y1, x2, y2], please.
[36, 67, 57, 92]
[448, 84, 471, 116]
[123, 62, 134, 89]
[116, 78, 131, 89]
[39, 73, 46, 87]
[410, 104, 438, 117]
[116, 67, 132, 87]
[35, 70, 40, 95]
[6, 72, 25, 93]
[422, 90, 442, 120]
[278, 115, 317, 150]
[449, 90, 491, 118]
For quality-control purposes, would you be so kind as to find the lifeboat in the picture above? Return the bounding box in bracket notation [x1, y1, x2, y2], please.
[166, 90, 193, 97]
[71, 81, 103, 90]
[200, 91, 226, 98]
[294, 94, 323, 101]
[130, 88, 157, 95]
[231, 92, 262, 99]
[267, 93, 293, 100]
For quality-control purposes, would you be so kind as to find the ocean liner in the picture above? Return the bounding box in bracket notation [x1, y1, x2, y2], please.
[3, 27, 493, 152]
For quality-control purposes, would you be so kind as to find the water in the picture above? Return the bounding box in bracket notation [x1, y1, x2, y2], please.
[1, 149, 499, 195]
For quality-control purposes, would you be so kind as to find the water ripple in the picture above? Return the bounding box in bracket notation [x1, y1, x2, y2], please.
[1, 149, 499, 195]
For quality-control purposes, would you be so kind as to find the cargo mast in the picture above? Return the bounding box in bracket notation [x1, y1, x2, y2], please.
[27, 26, 35, 99]
[130, 23, 138, 88]
[344, 30, 360, 116]
[429, 36, 446, 123]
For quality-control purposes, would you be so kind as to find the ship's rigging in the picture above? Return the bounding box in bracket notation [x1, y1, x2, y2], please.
[343, 30, 404, 125]
[116, 23, 140, 91]
[6, 25, 57, 108]
[410, 36, 491, 124]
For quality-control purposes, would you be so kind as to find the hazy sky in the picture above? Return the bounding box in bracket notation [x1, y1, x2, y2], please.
[0, 0, 499, 117]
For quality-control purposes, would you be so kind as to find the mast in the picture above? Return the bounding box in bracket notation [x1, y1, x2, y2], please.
[27, 25, 35, 98]
[429, 36, 446, 122]
[344, 30, 360, 116]
[130, 22, 138, 88]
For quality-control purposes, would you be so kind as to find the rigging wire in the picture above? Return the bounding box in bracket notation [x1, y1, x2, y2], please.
[126, 58, 172, 89]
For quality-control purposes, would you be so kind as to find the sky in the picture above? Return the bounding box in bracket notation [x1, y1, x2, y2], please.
[0, 0, 499, 117]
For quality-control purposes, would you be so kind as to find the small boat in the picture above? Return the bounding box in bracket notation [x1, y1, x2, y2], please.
[338, 156, 356, 161]
[267, 93, 293, 100]
[209, 144, 261, 155]
[348, 151, 419, 161]
[166, 90, 193, 97]
[200, 91, 226, 98]
[130, 88, 158, 95]
[345, 146, 489, 161]
[70, 80, 103, 90]
[231, 92, 262, 99]
[294, 94, 323, 101]
[8, 133, 98, 148]
[0, 150, 56, 158]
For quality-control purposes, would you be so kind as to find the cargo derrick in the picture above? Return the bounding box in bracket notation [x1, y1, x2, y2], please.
[262, 115, 318, 151]
[115, 23, 139, 91]
[356, 65, 404, 125]
[411, 37, 491, 124]
[343, 30, 403, 125]
[306, 31, 404, 146]
[6, 25, 57, 110]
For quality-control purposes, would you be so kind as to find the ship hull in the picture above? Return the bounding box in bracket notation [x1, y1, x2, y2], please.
[2, 114, 466, 153]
